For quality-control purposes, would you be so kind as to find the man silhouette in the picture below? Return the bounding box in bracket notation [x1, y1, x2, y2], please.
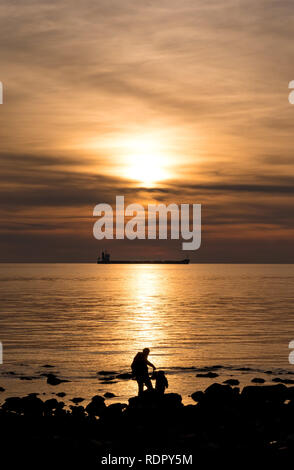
[131, 348, 156, 396]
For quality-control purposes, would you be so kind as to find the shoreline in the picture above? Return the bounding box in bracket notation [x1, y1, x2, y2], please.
[1, 381, 294, 466]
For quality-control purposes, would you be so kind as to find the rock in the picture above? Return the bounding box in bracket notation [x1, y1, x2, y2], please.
[100, 380, 118, 384]
[2, 397, 23, 414]
[0, 387, 5, 392]
[85, 395, 106, 417]
[56, 392, 66, 397]
[251, 378, 265, 384]
[161, 393, 183, 408]
[41, 364, 55, 368]
[104, 392, 116, 398]
[97, 371, 117, 376]
[116, 373, 132, 380]
[196, 372, 219, 378]
[223, 379, 240, 386]
[44, 399, 64, 414]
[98, 376, 116, 381]
[195, 365, 222, 372]
[204, 383, 239, 403]
[71, 397, 84, 404]
[46, 374, 69, 386]
[272, 377, 294, 385]
[128, 390, 159, 408]
[241, 384, 287, 403]
[128, 390, 182, 410]
[191, 391, 204, 403]
[70, 405, 85, 417]
[2, 396, 44, 416]
[104, 403, 127, 418]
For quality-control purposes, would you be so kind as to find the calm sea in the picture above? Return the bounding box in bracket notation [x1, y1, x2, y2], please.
[1, 263, 294, 404]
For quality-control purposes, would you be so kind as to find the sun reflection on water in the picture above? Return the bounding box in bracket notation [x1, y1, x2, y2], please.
[124, 266, 167, 353]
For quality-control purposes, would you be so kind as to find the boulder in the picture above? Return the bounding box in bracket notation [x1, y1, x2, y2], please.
[241, 384, 287, 403]
[71, 397, 84, 404]
[46, 374, 69, 386]
[2, 396, 44, 416]
[204, 383, 239, 403]
[104, 392, 116, 398]
[196, 372, 218, 378]
[70, 405, 86, 417]
[160, 393, 183, 408]
[116, 373, 132, 380]
[223, 379, 240, 386]
[97, 371, 117, 376]
[44, 399, 64, 414]
[85, 395, 106, 417]
[191, 391, 204, 403]
[251, 378, 265, 384]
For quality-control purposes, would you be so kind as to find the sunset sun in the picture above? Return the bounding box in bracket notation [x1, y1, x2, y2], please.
[122, 135, 171, 186]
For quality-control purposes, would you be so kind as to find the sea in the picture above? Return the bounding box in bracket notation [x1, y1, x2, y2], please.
[1, 263, 294, 405]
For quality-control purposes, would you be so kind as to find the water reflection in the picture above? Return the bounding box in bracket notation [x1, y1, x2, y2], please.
[125, 266, 166, 351]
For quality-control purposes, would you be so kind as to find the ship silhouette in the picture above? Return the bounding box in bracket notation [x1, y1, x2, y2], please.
[97, 251, 190, 264]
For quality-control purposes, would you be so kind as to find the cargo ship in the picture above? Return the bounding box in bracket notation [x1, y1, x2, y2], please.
[97, 251, 190, 264]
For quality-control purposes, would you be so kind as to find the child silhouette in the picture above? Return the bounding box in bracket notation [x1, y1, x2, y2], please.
[154, 370, 168, 395]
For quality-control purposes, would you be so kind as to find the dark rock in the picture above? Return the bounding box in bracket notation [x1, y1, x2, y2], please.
[56, 392, 66, 397]
[251, 378, 265, 384]
[46, 374, 69, 386]
[196, 372, 219, 378]
[161, 393, 183, 408]
[128, 391, 182, 410]
[204, 383, 239, 403]
[241, 384, 287, 403]
[223, 379, 240, 386]
[2, 397, 23, 414]
[0, 387, 5, 392]
[191, 391, 204, 403]
[85, 395, 106, 417]
[100, 380, 118, 384]
[272, 377, 294, 385]
[98, 376, 116, 381]
[116, 373, 133, 380]
[41, 364, 55, 368]
[104, 392, 116, 398]
[97, 371, 117, 376]
[69, 405, 85, 417]
[44, 399, 64, 414]
[71, 397, 84, 404]
[2, 395, 44, 416]
[104, 403, 127, 418]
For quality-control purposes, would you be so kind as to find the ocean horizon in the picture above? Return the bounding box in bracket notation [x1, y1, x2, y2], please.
[1, 263, 294, 405]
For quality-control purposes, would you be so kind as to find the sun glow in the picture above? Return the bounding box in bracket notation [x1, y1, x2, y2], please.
[120, 136, 170, 186]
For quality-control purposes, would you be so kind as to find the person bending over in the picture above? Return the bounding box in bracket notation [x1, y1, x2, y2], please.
[131, 348, 156, 396]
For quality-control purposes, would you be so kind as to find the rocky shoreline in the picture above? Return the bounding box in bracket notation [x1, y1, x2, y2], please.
[1, 381, 294, 466]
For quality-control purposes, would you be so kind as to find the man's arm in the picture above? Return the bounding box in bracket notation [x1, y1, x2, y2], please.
[146, 360, 156, 370]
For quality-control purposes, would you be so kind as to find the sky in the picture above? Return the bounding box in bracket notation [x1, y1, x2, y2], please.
[0, 0, 294, 262]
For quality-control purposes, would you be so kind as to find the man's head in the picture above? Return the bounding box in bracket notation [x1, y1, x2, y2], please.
[143, 348, 150, 357]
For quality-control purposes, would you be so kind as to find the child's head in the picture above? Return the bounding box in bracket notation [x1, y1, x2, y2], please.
[157, 370, 165, 377]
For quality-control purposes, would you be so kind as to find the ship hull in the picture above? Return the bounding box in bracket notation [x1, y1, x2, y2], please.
[97, 259, 190, 264]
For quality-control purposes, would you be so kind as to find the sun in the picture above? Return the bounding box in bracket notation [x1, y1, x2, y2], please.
[121, 135, 171, 187]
